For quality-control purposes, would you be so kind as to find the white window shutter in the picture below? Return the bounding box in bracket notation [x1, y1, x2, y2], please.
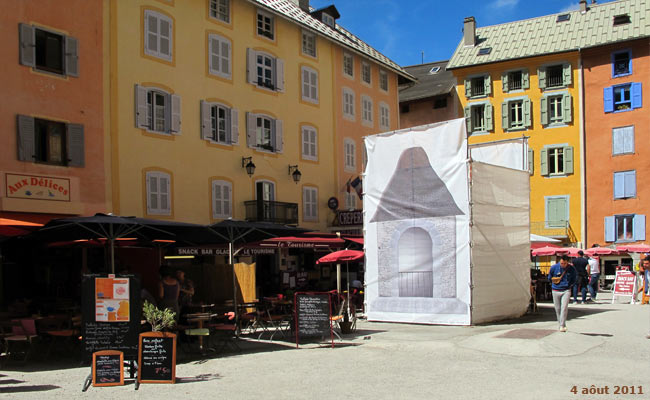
[274, 119, 283, 153]
[65, 35, 79, 77]
[246, 48, 257, 84]
[19, 23, 35, 67]
[66, 123, 85, 167]
[604, 216, 615, 242]
[246, 112, 256, 148]
[522, 70, 530, 89]
[134, 84, 148, 128]
[537, 67, 546, 89]
[634, 214, 646, 241]
[230, 108, 239, 145]
[624, 126, 634, 154]
[160, 176, 170, 213]
[528, 148, 534, 175]
[523, 99, 532, 128]
[540, 148, 548, 176]
[170, 94, 181, 134]
[147, 173, 158, 213]
[625, 171, 636, 198]
[614, 172, 625, 198]
[16, 115, 35, 162]
[200, 100, 211, 140]
[275, 58, 285, 92]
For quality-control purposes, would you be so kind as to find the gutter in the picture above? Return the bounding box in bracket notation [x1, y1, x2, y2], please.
[578, 48, 587, 247]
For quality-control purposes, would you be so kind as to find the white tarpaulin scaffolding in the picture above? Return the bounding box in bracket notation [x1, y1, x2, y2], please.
[364, 119, 530, 325]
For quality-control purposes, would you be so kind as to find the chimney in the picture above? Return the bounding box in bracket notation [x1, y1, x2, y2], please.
[579, 0, 587, 12]
[463, 17, 476, 46]
[299, 0, 310, 12]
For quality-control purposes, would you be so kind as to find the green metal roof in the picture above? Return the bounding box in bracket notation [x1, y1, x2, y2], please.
[448, 0, 650, 70]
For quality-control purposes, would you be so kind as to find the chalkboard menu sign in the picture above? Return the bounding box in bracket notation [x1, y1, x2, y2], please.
[82, 274, 141, 360]
[295, 292, 332, 346]
[138, 332, 176, 384]
[92, 350, 124, 387]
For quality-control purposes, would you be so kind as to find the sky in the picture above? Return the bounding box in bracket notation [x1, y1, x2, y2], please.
[309, 0, 617, 67]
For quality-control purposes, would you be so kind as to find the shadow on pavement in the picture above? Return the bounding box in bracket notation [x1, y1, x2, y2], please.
[0, 385, 60, 393]
[480, 302, 619, 326]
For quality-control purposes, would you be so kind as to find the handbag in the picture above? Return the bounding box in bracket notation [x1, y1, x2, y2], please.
[551, 269, 566, 284]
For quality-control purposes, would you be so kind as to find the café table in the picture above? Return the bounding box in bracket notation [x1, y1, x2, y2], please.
[184, 312, 213, 352]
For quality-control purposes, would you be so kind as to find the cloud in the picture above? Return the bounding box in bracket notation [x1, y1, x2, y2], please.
[559, 2, 580, 13]
[491, 0, 519, 8]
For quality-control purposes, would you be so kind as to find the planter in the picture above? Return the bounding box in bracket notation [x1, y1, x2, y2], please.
[339, 321, 353, 334]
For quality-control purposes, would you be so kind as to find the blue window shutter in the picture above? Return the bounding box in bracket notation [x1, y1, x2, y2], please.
[603, 87, 614, 113]
[631, 82, 642, 109]
[604, 216, 615, 242]
[613, 172, 625, 199]
[624, 170, 636, 198]
[634, 214, 646, 241]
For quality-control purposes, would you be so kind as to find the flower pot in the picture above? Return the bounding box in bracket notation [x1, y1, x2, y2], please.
[339, 321, 353, 334]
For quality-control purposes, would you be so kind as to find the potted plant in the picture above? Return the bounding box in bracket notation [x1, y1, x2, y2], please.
[138, 301, 178, 383]
[142, 301, 176, 332]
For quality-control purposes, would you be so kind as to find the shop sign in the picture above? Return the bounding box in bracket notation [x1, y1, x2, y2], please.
[175, 247, 276, 256]
[612, 269, 635, 296]
[6, 173, 70, 201]
[336, 210, 363, 226]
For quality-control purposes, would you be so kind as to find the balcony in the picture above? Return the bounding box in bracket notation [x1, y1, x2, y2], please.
[244, 200, 298, 225]
[530, 220, 577, 244]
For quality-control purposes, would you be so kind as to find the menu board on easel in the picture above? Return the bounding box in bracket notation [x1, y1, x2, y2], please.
[295, 292, 333, 347]
[92, 350, 124, 387]
[138, 332, 177, 384]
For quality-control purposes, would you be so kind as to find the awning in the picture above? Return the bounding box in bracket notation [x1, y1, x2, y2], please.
[344, 237, 363, 245]
[0, 218, 43, 237]
[261, 236, 345, 249]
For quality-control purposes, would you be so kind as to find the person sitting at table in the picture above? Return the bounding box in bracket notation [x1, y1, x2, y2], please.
[176, 269, 195, 311]
[158, 266, 180, 320]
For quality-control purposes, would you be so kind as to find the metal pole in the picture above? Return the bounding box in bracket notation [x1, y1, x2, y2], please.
[110, 224, 115, 274]
[230, 241, 238, 320]
[336, 263, 341, 293]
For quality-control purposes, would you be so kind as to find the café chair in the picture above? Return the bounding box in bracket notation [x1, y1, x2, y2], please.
[4, 318, 38, 363]
[209, 312, 240, 353]
[37, 315, 79, 359]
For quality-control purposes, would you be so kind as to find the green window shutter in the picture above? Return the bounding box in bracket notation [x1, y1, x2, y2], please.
[501, 72, 508, 92]
[528, 148, 534, 175]
[522, 70, 530, 89]
[540, 97, 548, 126]
[484, 103, 493, 131]
[523, 99, 531, 128]
[484, 75, 491, 96]
[501, 101, 508, 130]
[540, 148, 549, 176]
[464, 105, 472, 132]
[538, 67, 546, 89]
[563, 146, 574, 174]
[562, 93, 572, 123]
[464, 79, 471, 98]
[548, 198, 567, 227]
[563, 63, 572, 86]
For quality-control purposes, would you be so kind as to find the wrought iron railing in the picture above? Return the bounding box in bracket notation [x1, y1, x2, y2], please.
[244, 200, 298, 225]
[530, 220, 577, 243]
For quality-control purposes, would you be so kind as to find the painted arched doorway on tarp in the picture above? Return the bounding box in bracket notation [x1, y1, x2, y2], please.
[398, 227, 434, 297]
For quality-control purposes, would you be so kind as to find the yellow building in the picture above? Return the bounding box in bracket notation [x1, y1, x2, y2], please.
[448, 17, 582, 245]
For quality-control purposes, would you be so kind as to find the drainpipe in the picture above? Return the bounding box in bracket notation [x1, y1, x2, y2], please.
[578, 49, 587, 247]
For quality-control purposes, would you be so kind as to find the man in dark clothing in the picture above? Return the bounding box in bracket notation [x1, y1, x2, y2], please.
[572, 251, 589, 304]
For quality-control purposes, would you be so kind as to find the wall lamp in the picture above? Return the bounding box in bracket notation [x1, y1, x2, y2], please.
[288, 165, 302, 184]
[242, 157, 256, 177]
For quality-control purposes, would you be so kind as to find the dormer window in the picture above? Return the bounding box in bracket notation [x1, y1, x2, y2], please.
[429, 66, 441, 75]
[322, 12, 335, 27]
[613, 14, 631, 26]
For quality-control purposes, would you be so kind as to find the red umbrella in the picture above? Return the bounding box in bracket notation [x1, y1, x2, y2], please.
[585, 247, 618, 256]
[531, 246, 570, 257]
[316, 249, 364, 264]
[616, 244, 650, 253]
[0, 218, 42, 237]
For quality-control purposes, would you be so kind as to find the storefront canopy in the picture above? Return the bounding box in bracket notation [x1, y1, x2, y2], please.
[0, 218, 42, 238]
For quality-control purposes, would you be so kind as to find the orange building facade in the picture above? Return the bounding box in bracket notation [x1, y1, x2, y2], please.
[583, 38, 649, 247]
[0, 0, 106, 223]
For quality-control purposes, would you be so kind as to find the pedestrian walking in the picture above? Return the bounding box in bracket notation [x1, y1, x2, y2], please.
[587, 255, 600, 302]
[549, 255, 577, 332]
[571, 251, 589, 304]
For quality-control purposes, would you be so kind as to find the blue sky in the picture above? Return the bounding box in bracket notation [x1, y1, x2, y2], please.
[309, 0, 616, 67]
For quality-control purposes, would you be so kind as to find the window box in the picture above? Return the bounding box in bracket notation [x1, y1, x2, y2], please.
[19, 24, 78, 77]
[604, 83, 642, 113]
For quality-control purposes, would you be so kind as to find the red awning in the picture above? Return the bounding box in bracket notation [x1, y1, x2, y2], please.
[262, 236, 345, 248]
[344, 237, 363, 245]
[0, 218, 42, 237]
[616, 244, 650, 253]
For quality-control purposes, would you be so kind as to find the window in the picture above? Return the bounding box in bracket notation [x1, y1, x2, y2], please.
[322, 12, 335, 27]
[144, 10, 173, 61]
[303, 187, 318, 221]
[463, 103, 493, 133]
[342, 88, 355, 119]
[465, 75, 491, 98]
[540, 146, 573, 176]
[556, 14, 570, 22]
[401, 104, 410, 114]
[541, 93, 572, 126]
[545, 196, 568, 228]
[344, 139, 356, 171]
[538, 63, 571, 89]
[477, 47, 492, 56]
[429, 66, 441, 74]
[246, 113, 283, 153]
[301, 66, 319, 103]
[604, 83, 641, 112]
[612, 126, 634, 155]
[209, 0, 230, 23]
[605, 214, 645, 242]
[301, 125, 317, 161]
[379, 70, 388, 91]
[433, 97, 447, 109]
[612, 51, 631, 77]
[208, 34, 231, 79]
[134, 85, 182, 134]
[344, 191, 357, 210]
[200, 101, 238, 145]
[16, 116, 84, 167]
[302, 31, 316, 57]
[379, 102, 390, 130]
[247, 49, 284, 91]
[212, 180, 232, 219]
[614, 170, 636, 199]
[146, 171, 171, 215]
[343, 53, 353, 78]
[502, 70, 529, 92]
[613, 14, 631, 26]
[501, 98, 531, 131]
[361, 96, 373, 126]
[362, 63, 371, 85]
[257, 10, 274, 40]
[19, 24, 78, 77]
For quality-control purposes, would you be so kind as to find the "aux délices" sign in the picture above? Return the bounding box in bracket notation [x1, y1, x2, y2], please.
[5, 173, 70, 201]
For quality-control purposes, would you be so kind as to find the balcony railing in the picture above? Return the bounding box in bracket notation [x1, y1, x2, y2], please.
[244, 200, 298, 225]
[530, 220, 577, 244]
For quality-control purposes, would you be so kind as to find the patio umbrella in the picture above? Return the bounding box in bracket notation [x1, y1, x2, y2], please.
[0, 218, 42, 238]
[531, 246, 570, 257]
[585, 246, 618, 256]
[317, 250, 364, 316]
[616, 244, 650, 253]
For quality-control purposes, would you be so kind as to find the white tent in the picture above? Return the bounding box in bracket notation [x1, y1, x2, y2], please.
[363, 119, 530, 325]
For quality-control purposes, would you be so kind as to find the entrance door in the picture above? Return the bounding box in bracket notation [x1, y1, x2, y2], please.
[256, 181, 275, 222]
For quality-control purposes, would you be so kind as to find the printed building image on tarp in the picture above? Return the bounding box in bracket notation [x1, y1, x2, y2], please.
[364, 119, 531, 325]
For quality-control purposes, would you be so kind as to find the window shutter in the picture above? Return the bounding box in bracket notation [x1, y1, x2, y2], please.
[631, 82, 642, 109]
[212, 182, 219, 218]
[275, 58, 285, 92]
[65, 35, 79, 77]
[528, 148, 534, 175]
[562, 93, 572, 123]
[563, 146, 574, 174]
[246, 48, 256, 84]
[501, 101, 508, 130]
[170, 94, 181, 134]
[160, 175, 170, 213]
[634, 214, 646, 241]
[223, 184, 231, 217]
[146, 173, 157, 214]
[501, 72, 508, 92]
[603, 87, 614, 113]
[540, 148, 548, 176]
[230, 108, 239, 145]
[613, 172, 624, 199]
[19, 23, 35, 67]
[222, 40, 231, 77]
[464, 105, 472, 132]
[523, 98, 531, 128]
[612, 128, 624, 155]
[134, 84, 148, 128]
[464, 79, 471, 98]
[66, 123, 85, 167]
[16, 115, 35, 162]
[540, 97, 548, 125]
[604, 216, 615, 242]
[484, 75, 491, 95]
[562, 63, 572, 86]
[625, 170, 636, 198]
[624, 126, 634, 154]
[522, 70, 530, 89]
[484, 103, 493, 131]
[311, 70, 318, 101]
[537, 67, 546, 89]
[200, 100, 211, 140]
[274, 119, 283, 153]
[246, 112, 256, 148]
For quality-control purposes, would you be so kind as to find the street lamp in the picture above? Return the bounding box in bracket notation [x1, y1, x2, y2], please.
[288, 165, 301, 184]
[242, 157, 256, 177]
